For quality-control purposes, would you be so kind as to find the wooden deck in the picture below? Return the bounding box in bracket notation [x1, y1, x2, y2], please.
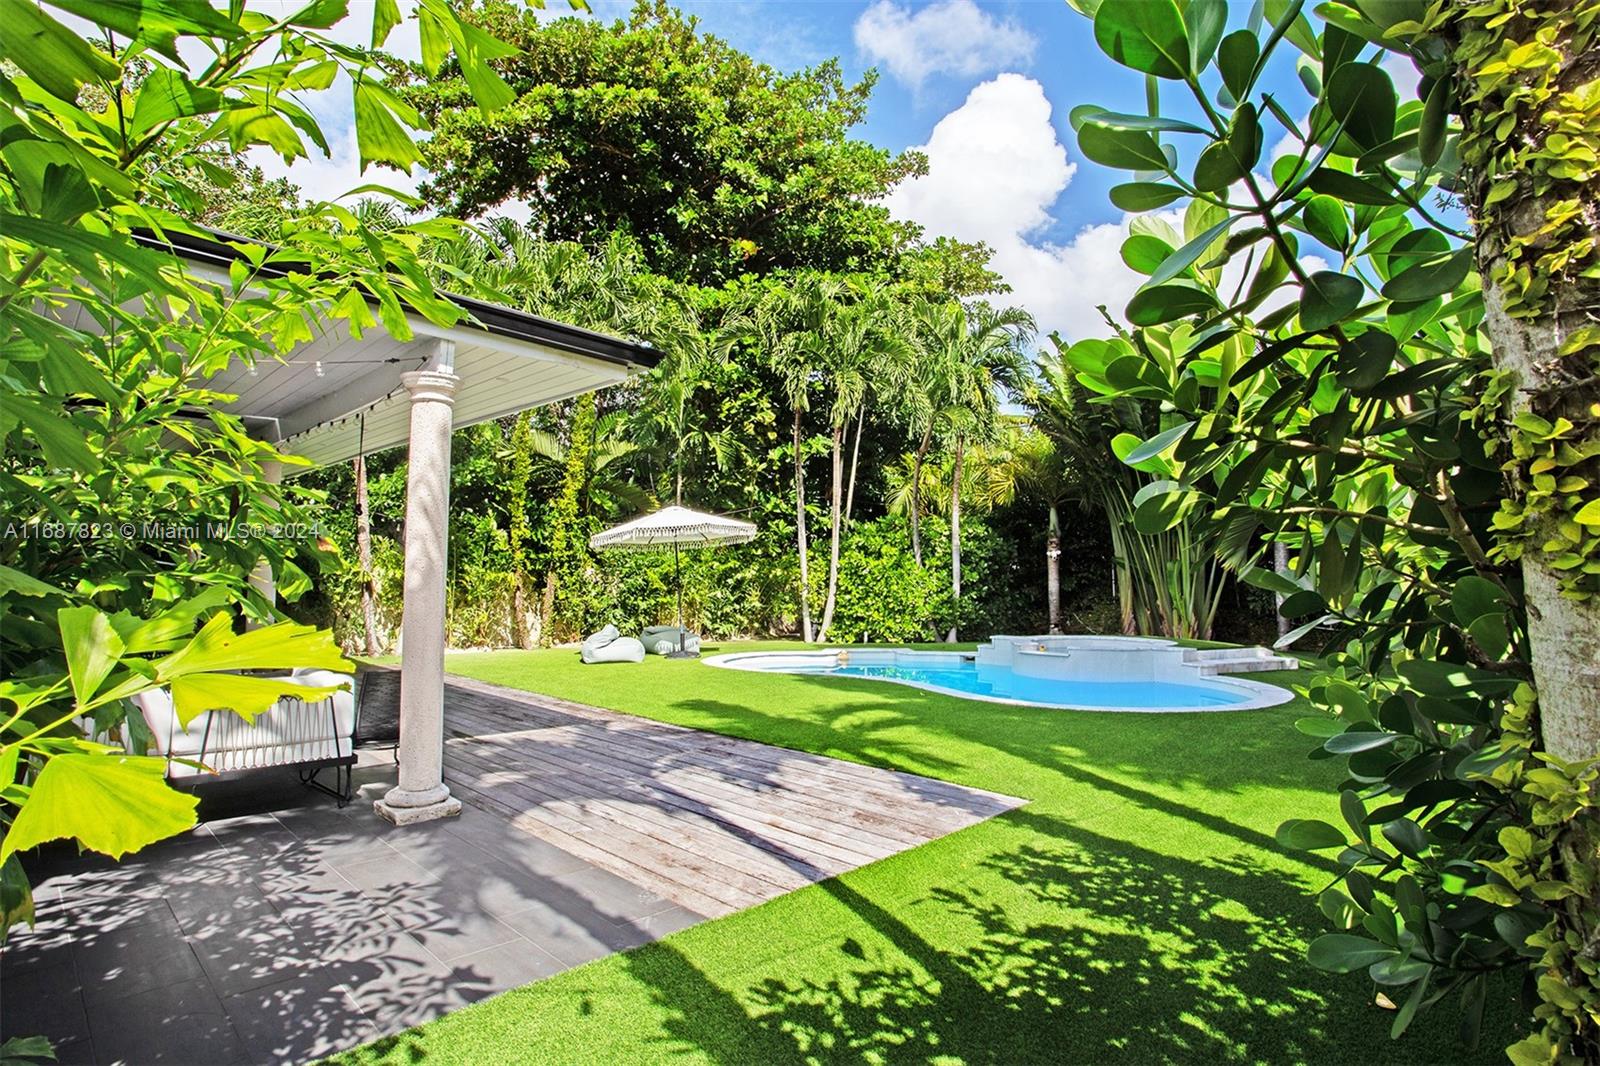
[438, 674, 1026, 918]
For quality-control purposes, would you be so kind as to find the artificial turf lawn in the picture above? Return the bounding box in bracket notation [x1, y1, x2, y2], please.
[333, 640, 1523, 1065]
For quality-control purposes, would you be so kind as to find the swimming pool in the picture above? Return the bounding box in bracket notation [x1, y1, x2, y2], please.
[703, 640, 1294, 713]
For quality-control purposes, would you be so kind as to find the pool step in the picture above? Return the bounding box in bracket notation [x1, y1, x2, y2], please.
[1183, 646, 1301, 675]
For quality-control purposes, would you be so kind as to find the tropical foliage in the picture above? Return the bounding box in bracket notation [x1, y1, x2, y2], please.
[1064, 0, 1598, 1058]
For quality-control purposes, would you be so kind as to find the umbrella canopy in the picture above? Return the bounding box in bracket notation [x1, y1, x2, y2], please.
[589, 505, 756, 551]
[588, 505, 756, 656]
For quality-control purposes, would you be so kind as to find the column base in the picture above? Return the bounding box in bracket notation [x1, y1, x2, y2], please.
[373, 785, 462, 826]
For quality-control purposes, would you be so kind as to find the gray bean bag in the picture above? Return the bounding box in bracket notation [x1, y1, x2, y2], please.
[581, 625, 646, 664]
[639, 625, 701, 656]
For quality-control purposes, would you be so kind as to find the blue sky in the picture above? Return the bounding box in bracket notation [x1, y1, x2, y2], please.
[256, 0, 1417, 340]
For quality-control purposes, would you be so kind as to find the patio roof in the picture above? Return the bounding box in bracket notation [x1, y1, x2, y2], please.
[132, 228, 661, 468]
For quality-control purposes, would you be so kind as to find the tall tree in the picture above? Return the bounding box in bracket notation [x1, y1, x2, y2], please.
[403, 0, 924, 284]
[914, 303, 1034, 641]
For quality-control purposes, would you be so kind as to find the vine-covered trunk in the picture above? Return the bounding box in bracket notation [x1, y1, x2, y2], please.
[1046, 503, 1061, 634]
[815, 422, 844, 643]
[1454, 5, 1600, 1060]
[354, 452, 380, 656]
[909, 428, 931, 567]
[792, 409, 813, 642]
[946, 435, 963, 643]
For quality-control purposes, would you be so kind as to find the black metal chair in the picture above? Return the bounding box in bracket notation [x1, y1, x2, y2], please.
[352, 665, 402, 760]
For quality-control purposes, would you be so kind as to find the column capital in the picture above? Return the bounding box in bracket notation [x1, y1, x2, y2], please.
[400, 369, 460, 405]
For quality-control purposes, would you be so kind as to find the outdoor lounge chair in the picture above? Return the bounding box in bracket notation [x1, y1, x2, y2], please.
[640, 625, 701, 656]
[582, 625, 646, 663]
[130, 669, 358, 804]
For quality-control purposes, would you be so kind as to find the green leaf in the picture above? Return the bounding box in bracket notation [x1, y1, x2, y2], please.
[58, 607, 124, 710]
[0, 1, 119, 102]
[1299, 271, 1364, 331]
[1081, 112, 1209, 135]
[1216, 29, 1259, 100]
[1109, 181, 1186, 212]
[1382, 818, 1429, 858]
[1121, 233, 1176, 275]
[1077, 123, 1170, 171]
[1419, 76, 1450, 167]
[1301, 194, 1349, 253]
[0, 565, 62, 598]
[7, 395, 102, 474]
[1093, 0, 1190, 79]
[1381, 247, 1473, 302]
[1335, 330, 1397, 391]
[1325, 63, 1398, 153]
[351, 79, 424, 173]
[1124, 421, 1194, 465]
[1307, 933, 1394, 973]
[1369, 954, 1430, 986]
[155, 614, 352, 682]
[1325, 730, 1398, 754]
[169, 674, 347, 729]
[1451, 575, 1507, 628]
[1126, 280, 1220, 326]
[1184, 0, 1227, 75]
[1307, 168, 1397, 206]
[0, 854, 35, 941]
[130, 67, 223, 136]
[1276, 818, 1347, 850]
[0, 754, 198, 865]
[290, 0, 348, 27]
[1193, 140, 1245, 192]
[373, 0, 402, 45]
[1148, 217, 1233, 287]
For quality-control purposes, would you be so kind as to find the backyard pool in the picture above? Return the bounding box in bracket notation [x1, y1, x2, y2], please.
[704, 638, 1295, 712]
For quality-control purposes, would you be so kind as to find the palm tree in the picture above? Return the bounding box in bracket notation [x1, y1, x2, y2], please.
[630, 296, 740, 504]
[990, 425, 1080, 634]
[915, 301, 1035, 641]
[809, 280, 915, 644]
[524, 410, 653, 520]
[740, 274, 839, 642]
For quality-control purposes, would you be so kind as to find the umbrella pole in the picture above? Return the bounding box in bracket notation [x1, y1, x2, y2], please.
[669, 541, 695, 659]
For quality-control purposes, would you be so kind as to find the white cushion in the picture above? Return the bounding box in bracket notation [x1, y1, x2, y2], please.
[133, 672, 355, 777]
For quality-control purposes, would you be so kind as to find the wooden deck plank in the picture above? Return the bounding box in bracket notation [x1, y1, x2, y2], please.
[436, 673, 1027, 918]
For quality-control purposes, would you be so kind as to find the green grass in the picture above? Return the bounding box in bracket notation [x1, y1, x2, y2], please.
[334, 640, 1522, 1065]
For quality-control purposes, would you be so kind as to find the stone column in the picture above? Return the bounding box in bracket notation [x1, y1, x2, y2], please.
[375, 370, 463, 826]
[247, 459, 282, 623]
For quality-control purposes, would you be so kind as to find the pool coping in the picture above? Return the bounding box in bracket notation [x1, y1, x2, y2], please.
[701, 648, 1297, 714]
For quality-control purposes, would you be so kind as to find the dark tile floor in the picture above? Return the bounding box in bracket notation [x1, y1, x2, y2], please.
[0, 759, 704, 1065]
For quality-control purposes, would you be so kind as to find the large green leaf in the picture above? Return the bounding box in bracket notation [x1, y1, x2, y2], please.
[1109, 181, 1186, 212]
[58, 607, 123, 710]
[0, 565, 61, 598]
[1093, 0, 1190, 79]
[1325, 63, 1397, 153]
[0, 754, 198, 864]
[1301, 194, 1349, 253]
[1276, 818, 1347, 850]
[1381, 247, 1473, 302]
[1127, 280, 1219, 326]
[0, 1, 119, 102]
[1121, 233, 1176, 275]
[1077, 123, 1170, 172]
[1124, 421, 1194, 465]
[352, 79, 424, 172]
[130, 67, 223, 137]
[1148, 216, 1233, 287]
[1307, 933, 1396, 973]
[1184, 0, 1227, 75]
[169, 673, 347, 729]
[1299, 270, 1364, 331]
[1216, 29, 1259, 100]
[155, 614, 353, 680]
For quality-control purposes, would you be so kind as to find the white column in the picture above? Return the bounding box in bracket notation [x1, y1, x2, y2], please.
[247, 459, 282, 623]
[374, 369, 463, 825]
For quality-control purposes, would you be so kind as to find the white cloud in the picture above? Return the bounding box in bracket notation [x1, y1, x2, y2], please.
[886, 75, 1322, 342]
[853, 0, 1035, 88]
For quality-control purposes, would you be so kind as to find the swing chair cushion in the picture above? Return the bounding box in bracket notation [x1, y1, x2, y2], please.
[581, 626, 646, 664]
[639, 626, 700, 656]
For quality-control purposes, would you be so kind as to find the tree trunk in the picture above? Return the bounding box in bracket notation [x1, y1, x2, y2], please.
[1046, 503, 1062, 634]
[354, 453, 380, 656]
[815, 422, 844, 643]
[1274, 539, 1291, 640]
[793, 408, 813, 642]
[1481, 284, 1600, 762]
[946, 435, 963, 643]
[910, 427, 931, 567]
[843, 409, 864, 530]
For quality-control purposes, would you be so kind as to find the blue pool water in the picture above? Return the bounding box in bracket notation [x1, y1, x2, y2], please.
[748, 659, 1244, 710]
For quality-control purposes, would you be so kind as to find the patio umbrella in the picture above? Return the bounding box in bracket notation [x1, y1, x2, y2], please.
[589, 505, 757, 657]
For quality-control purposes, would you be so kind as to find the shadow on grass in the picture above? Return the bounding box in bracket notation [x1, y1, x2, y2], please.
[613, 812, 1521, 1065]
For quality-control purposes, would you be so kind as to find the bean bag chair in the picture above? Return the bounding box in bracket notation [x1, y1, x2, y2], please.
[581, 625, 645, 664]
[640, 625, 702, 656]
